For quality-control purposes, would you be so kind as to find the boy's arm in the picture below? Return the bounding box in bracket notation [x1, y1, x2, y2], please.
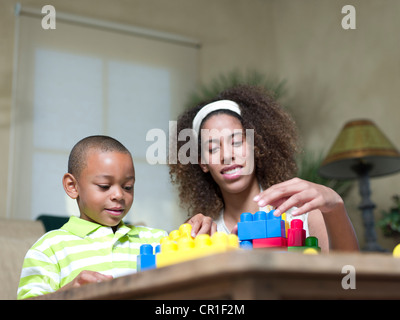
[17, 248, 60, 299]
[18, 249, 113, 299]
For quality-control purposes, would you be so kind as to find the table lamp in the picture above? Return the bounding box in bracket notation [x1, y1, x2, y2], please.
[319, 119, 400, 251]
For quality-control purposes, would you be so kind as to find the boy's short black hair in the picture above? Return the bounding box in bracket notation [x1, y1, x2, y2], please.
[68, 135, 131, 178]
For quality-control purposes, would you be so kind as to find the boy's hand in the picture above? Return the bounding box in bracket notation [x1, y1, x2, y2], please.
[59, 270, 113, 291]
[186, 213, 217, 237]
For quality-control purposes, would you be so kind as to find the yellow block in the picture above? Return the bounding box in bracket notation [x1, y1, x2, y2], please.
[156, 224, 239, 268]
[282, 212, 289, 237]
[393, 243, 400, 258]
[303, 248, 319, 255]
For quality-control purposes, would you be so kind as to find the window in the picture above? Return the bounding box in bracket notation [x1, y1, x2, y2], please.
[9, 9, 199, 231]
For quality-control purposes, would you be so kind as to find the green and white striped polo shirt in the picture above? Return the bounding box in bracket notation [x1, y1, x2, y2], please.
[17, 216, 167, 299]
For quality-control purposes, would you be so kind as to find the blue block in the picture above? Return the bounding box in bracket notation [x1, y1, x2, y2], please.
[238, 211, 268, 241]
[238, 210, 286, 241]
[266, 211, 286, 238]
[240, 240, 253, 250]
[137, 244, 156, 271]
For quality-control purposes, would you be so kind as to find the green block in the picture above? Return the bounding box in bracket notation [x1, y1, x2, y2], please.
[288, 236, 321, 252]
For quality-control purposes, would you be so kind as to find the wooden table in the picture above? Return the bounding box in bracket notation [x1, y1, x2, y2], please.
[31, 249, 400, 300]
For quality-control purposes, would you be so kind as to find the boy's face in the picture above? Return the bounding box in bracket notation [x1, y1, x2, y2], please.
[65, 150, 135, 228]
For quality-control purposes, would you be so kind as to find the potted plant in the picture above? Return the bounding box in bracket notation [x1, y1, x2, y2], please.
[378, 195, 400, 238]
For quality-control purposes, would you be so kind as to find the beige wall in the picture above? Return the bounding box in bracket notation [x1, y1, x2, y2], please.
[1, 0, 400, 249]
[268, 0, 400, 251]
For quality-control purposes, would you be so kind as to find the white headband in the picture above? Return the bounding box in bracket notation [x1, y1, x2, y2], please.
[192, 100, 241, 135]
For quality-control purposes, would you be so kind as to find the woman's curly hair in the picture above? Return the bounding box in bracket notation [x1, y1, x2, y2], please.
[168, 85, 299, 219]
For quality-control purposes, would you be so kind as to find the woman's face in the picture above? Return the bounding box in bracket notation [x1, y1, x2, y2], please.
[199, 113, 256, 194]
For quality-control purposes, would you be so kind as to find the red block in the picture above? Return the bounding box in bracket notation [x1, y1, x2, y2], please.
[253, 237, 287, 248]
[287, 219, 306, 247]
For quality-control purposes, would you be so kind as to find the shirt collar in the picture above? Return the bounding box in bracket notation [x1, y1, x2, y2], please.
[62, 216, 137, 238]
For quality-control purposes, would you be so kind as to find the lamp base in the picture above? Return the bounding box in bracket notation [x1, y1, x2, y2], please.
[361, 242, 388, 252]
[362, 241, 387, 252]
[355, 162, 387, 252]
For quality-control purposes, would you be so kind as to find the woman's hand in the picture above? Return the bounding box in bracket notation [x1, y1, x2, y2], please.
[253, 177, 344, 217]
[186, 213, 217, 237]
[253, 178, 359, 251]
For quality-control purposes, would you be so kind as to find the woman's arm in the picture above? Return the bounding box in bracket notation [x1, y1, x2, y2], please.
[254, 178, 359, 251]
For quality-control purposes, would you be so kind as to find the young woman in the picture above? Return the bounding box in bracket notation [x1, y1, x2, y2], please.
[169, 85, 358, 252]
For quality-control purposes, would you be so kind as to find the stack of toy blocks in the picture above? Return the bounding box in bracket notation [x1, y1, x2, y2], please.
[138, 212, 322, 271]
[137, 223, 240, 270]
[238, 210, 288, 249]
[238, 210, 321, 253]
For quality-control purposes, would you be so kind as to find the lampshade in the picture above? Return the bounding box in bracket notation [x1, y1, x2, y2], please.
[319, 119, 400, 179]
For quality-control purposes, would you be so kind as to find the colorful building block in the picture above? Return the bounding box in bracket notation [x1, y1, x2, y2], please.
[288, 236, 321, 253]
[238, 213, 320, 253]
[281, 212, 289, 237]
[393, 243, 400, 257]
[238, 211, 268, 241]
[266, 211, 286, 238]
[240, 240, 253, 250]
[287, 219, 306, 247]
[156, 224, 239, 268]
[238, 210, 286, 241]
[303, 248, 319, 255]
[139, 215, 320, 273]
[137, 244, 156, 271]
[253, 237, 288, 249]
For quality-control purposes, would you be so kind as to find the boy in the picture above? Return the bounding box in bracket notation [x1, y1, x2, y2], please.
[17, 135, 167, 299]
